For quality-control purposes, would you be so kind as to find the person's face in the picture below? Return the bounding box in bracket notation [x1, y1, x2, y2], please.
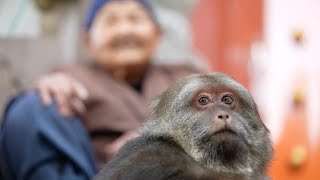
[86, 0, 160, 70]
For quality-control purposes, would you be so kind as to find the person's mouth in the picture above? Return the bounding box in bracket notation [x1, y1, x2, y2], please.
[111, 38, 144, 49]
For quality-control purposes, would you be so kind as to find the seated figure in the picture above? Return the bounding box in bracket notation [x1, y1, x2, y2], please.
[0, 0, 202, 179]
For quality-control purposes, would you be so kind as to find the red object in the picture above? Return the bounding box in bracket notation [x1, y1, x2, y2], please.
[269, 104, 320, 180]
[191, 0, 263, 88]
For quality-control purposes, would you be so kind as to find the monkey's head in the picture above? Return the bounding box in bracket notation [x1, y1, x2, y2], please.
[142, 73, 272, 175]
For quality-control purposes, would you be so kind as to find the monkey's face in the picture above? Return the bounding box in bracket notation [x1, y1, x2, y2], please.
[188, 86, 260, 168]
[192, 87, 248, 149]
[144, 73, 272, 174]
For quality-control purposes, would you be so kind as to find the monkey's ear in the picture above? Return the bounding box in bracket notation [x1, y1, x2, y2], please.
[149, 96, 161, 115]
[149, 91, 172, 119]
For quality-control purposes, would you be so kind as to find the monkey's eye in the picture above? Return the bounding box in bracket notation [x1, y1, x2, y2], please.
[222, 95, 234, 105]
[198, 97, 210, 105]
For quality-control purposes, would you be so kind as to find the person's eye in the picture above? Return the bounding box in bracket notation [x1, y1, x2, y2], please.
[221, 95, 234, 105]
[198, 97, 210, 105]
[129, 14, 139, 22]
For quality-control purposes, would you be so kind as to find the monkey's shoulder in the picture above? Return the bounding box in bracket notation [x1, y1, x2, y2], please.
[95, 136, 206, 180]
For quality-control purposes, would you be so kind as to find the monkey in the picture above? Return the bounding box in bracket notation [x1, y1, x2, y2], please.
[94, 73, 273, 180]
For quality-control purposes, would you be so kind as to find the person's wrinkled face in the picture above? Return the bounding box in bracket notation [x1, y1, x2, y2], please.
[87, 0, 160, 70]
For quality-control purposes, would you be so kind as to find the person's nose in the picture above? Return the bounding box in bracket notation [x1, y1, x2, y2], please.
[116, 21, 133, 35]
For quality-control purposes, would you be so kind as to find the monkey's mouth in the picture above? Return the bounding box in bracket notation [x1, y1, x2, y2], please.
[213, 128, 237, 136]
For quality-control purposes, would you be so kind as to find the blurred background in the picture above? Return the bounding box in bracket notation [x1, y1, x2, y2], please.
[0, 0, 320, 179]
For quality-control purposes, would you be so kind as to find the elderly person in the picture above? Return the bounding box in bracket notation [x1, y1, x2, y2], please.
[0, 0, 202, 179]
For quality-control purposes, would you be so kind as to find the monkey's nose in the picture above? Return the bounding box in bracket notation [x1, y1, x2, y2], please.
[217, 114, 229, 120]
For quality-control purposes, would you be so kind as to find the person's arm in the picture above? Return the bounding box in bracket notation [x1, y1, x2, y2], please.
[33, 72, 89, 117]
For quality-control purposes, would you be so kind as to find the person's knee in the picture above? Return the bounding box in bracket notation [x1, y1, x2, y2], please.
[3, 92, 47, 130]
[3, 91, 85, 137]
[0, 92, 95, 179]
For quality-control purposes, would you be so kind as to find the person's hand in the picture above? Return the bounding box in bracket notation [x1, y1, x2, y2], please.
[34, 72, 89, 117]
[104, 131, 139, 160]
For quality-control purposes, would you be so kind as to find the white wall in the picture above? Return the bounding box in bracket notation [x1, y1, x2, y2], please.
[0, 0, 40, 37]
[251, 0, 320, 146]
[0, 0, 81, 62]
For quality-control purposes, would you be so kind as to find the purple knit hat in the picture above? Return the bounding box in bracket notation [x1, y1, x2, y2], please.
[85, 0, 158, 31]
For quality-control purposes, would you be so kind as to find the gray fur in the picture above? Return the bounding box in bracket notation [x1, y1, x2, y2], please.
[141, 73, 272, 176]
